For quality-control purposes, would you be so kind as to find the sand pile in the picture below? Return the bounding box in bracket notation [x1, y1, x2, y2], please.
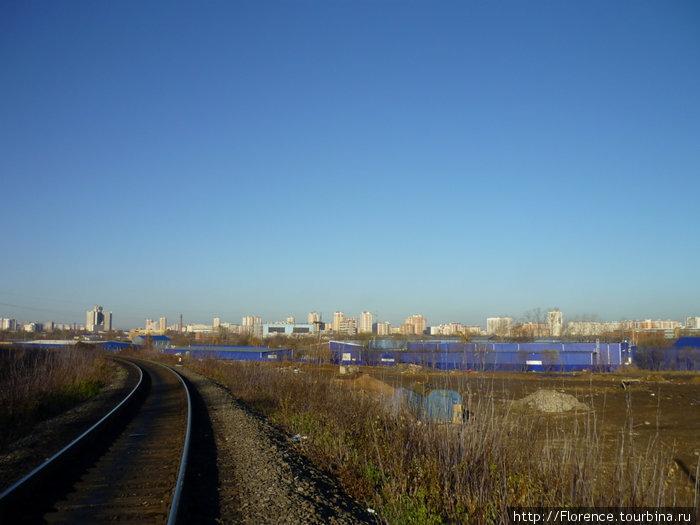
[514, 389, 590, 413]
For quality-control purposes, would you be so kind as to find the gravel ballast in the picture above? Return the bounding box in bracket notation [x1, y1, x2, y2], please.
[177, 366, 378, 524]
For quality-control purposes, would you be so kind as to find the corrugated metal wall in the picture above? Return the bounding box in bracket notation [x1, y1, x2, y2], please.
[329, 341, 624, 371]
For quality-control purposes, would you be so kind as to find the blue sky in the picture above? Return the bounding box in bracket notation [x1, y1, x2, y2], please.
[2, 1, 698, 329]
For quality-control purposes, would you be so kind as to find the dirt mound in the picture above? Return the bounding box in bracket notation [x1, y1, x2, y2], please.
[334, 374, 396, 398]
[514, 389, 590, 413]
[393, 363, 429, 374]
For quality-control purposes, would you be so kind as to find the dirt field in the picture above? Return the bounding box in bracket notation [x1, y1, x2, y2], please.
[292, 363, 700, 500]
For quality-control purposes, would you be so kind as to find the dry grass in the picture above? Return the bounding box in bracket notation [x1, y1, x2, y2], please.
[0, 345, 110, 449]
[183, 359, 698, 524]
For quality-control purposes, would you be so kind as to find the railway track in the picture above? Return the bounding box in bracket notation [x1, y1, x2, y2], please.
[0, 358, 191, 524]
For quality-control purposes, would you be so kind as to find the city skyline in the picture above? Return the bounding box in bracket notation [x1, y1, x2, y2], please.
[2, 2, 699, 330]
[2, 303, 698, 334]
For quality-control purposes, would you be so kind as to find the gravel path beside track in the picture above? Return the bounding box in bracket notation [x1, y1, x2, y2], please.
[177, 366, 377, 525]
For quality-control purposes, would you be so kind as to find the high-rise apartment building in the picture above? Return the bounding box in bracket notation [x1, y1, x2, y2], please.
[402, 314, 427, 335]
[548, 310, 563, 337]
[376, 321, 391, 336]
[160, 317, 167, 332]
[86, 305, 111, 332]
[242, 315, 262, 337]
[333, 312, 345, 332]
[1, 318, 18, 330]
[213, 317, 220, 329]
[242, 315, 261, 327]
[308, 312, 320, 324]
[360, 312, 373, 334]
[686, 317, 700, 329]
[339, 317, 358, 335]
[486, 317, 513, 336]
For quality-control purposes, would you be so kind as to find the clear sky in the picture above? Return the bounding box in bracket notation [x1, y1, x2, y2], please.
[2, 1, 699, 330]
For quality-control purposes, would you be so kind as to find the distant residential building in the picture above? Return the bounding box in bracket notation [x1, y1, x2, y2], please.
[429, 323, 482, 337]
[242, 315, 261, 327]
[285, 316, 295, 324]
[240, 315, 262, 337]
[686, 317, 700, 329]
[1, 318, 18, 330]
[308, 312, 320, 324]
[220, 322, 239, 333]
[486, 317, 513, 336]
[512, 322, 547, 338]
[339, 317, 358, 335]
[213, 317, 220, 329]
[87, 305, 111, 332]
[565, 321, 620, 336]
[333, 312, 345, 333]
[184, 323, 215, 334]
[548, 310, 563, 337]
[160, 317, 168, 332]
[376, 321, 391, 336]
[242, 315, 262, 336]
[402, 314, 427, 335]
[360, 312, 373, 334]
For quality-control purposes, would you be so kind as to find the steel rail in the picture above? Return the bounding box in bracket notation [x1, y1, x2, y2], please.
[149, 360, 192, 525]
[0, 358, 144, 504]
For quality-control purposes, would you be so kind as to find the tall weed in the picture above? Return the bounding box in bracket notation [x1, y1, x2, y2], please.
[0, 346, 110, 449]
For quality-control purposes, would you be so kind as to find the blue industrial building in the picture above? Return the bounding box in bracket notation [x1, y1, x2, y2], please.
[132, 335, 172, 350]
[673, 337, 700, 350]
[330, 340, 631, 372]
[163, 345, 292, 362]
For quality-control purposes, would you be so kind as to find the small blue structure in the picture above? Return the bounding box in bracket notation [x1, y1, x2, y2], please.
[425, 390, 463, 422]
[397, 384, 464, 423]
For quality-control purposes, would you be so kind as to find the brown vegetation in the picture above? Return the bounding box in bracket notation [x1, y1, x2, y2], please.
[185, 359, 699, 524]
[0, 345, 111, 450]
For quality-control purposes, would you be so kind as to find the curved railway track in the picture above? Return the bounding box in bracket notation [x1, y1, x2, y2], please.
[0, 358, 191, 524]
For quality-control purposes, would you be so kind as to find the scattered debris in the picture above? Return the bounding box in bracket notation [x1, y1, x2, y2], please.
[620, 378, 641, 389]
